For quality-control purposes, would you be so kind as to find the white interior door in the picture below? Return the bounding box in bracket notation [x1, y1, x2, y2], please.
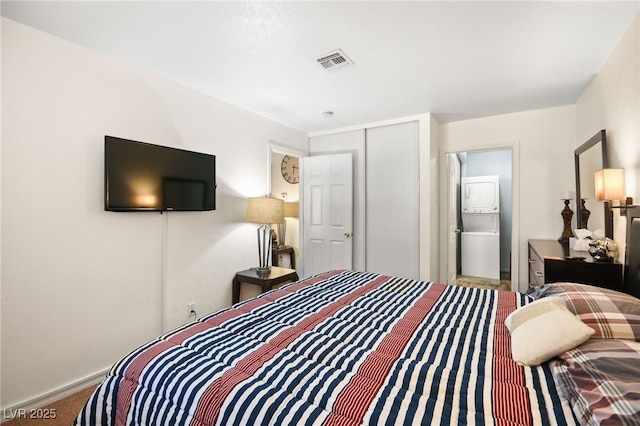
[301, 153, 353, 277]
[447, 154, 461, 285]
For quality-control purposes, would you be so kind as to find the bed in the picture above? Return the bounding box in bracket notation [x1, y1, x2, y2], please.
[75, 209, 640, 425]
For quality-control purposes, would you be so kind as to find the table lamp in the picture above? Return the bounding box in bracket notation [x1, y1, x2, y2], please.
[246, 197, 284, 277]
[278, 201, 299, 248]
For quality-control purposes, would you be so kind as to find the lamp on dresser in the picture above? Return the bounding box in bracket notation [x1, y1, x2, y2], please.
[558, 191, 575, 243]
[246, 197, 284, 277]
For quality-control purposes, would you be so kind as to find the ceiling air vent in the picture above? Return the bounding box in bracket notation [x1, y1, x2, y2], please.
[316, 49, 354, 71]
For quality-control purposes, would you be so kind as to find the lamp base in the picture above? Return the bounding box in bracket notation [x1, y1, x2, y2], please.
[558, 199, 575, 244]
[255, 267, 271, 278]
[255, 224, 273, 278]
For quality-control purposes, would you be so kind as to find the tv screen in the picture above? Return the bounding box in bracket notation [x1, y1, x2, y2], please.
[105, 136, 216, 211]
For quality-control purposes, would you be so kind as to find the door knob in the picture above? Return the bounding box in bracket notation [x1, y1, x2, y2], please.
[344, 232, 351, 238]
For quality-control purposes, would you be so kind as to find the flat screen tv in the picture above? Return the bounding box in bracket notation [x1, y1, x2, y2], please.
[105, 136, 216, 211]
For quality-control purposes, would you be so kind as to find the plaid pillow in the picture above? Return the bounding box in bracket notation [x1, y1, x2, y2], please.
[528, 282, 640, 341]
[551, 339, 640, 425]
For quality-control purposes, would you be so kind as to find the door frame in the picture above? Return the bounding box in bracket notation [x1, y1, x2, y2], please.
[438, 141, 520, 291]
[268, 141, 307, 271]
[446, 153, 461, 285]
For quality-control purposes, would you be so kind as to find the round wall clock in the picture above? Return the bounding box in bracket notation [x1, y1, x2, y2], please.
[280, 155, 300, 184]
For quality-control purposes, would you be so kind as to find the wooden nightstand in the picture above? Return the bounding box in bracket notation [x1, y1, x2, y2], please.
[528, 239, 623, 291]
[232, 266, 299, 304]
[272, 246, 295, 269]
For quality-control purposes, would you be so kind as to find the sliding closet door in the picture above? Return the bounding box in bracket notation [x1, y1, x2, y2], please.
[366, 121, 419, 279]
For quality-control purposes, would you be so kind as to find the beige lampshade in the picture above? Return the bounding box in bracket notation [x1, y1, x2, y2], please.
[246, 197, 285, 224]
[284, 201, 299, 218]
[594, 168, 626, 201]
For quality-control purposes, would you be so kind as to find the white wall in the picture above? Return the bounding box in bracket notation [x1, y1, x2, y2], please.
[576, 13, 639, 249]
[1, 18, 307, 410]
[427, 116, 440, 283]
[440, 105, 577, 291]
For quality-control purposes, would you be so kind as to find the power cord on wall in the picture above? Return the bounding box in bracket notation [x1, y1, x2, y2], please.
[189, 309, 197, 321]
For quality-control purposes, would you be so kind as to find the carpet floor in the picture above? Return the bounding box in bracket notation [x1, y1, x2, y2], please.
[455, 275, 511, 291]
[3, 385, 96, 426]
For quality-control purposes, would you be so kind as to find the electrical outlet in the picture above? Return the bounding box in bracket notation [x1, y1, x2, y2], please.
[187, 302, 196, 314]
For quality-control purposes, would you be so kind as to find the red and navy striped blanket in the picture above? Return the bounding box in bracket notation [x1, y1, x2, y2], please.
[75, 270, 577, 425]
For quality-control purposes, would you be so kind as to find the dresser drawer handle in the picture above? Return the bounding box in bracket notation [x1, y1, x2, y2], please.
[534, 271, 544, 277]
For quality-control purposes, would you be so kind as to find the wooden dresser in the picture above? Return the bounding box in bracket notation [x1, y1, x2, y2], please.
[528, 239, 623, 291]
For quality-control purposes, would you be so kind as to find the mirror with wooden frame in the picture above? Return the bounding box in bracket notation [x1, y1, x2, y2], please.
[574, 129, 612, 238]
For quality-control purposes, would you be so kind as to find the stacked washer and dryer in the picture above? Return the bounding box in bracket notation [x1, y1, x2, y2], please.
[461, 176, 500, 280]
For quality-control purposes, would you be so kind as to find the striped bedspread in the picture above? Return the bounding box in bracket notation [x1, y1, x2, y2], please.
[75, 270, 577, 425]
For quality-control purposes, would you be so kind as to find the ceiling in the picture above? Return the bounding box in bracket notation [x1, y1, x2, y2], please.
[2, 1, 639, 133]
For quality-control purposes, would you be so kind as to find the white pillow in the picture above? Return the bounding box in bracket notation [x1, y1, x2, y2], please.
[505, 298, 594, 366]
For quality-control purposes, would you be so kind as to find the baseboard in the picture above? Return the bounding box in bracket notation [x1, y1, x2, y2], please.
[1, 368, 108, 423]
